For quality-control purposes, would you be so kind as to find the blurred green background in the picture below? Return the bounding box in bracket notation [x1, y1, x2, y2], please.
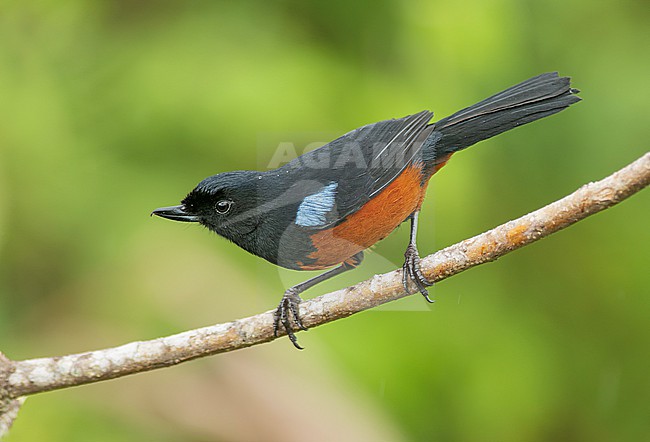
[1, 0, 649, 441]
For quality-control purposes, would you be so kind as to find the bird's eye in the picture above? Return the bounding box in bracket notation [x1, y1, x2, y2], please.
[215, 200, 233, 215]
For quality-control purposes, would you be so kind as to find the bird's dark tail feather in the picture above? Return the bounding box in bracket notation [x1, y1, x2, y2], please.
[430, 72, 580, 158]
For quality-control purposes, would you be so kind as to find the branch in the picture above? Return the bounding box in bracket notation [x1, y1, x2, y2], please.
[0, 353, 24, 438]
[1, 152, 648, 430]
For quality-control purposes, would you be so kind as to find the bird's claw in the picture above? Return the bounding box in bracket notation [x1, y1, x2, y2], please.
[273, 288, 308, 349]
[402, 243, 434, 303]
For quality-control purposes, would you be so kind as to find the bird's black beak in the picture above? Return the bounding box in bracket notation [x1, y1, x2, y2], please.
[151, 205, 199, 222]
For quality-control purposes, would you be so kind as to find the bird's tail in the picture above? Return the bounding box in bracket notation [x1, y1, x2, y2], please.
[428, 72, 580, 160]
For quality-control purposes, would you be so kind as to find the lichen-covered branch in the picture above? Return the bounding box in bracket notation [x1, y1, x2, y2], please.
[1, 152, 648, 434]
[0, 398, 24, 437]
[0, 353, 24, 438]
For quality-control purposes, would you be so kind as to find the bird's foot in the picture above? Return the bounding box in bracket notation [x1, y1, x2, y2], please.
[402, 243, 434, 303]
[273, 287, 308, 349]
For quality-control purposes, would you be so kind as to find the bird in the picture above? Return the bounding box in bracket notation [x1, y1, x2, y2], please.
[152, 72, 580, 349]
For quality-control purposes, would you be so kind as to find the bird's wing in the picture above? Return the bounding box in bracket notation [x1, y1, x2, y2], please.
[287, 110, 433, 229]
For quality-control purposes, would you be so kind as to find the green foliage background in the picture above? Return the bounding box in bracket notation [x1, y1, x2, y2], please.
[0, 1, 648, 441]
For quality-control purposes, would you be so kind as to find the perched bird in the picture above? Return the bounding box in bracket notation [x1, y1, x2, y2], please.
[153, 72, 580, 348]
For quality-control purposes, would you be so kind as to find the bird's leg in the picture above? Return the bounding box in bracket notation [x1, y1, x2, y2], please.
[402, 211, 434, 303]
[274, 252, 363, 349]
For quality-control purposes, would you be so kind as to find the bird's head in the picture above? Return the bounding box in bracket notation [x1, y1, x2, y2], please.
[152, 171, 263, 240]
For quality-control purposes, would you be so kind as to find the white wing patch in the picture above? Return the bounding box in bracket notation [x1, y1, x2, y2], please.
[295, 182, 338, 227]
